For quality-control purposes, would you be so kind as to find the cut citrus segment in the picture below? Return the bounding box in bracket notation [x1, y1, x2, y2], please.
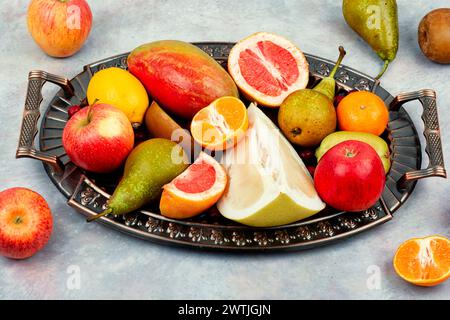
[393, 235, 450, 287]
[190, 96, 248, 150]
[217, 104, 325, 227]
[228, 32, 309, 107]
[160, 152, 227, 219]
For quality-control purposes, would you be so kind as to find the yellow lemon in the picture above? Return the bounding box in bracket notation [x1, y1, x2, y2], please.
[87, 67, 149, 126]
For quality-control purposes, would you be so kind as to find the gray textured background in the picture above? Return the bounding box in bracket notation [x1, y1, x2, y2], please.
[0, 0, 449, 299]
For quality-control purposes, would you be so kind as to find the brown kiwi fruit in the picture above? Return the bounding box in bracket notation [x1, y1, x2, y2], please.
[418, 8, 450, 64]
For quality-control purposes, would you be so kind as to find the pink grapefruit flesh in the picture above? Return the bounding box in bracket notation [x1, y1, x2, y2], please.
[238, 41, 300, 97]
[228, 32, 309, 107]
[173, 161, 216, 194]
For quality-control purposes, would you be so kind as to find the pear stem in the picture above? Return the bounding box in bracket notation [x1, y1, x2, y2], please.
[86, 208, 112, 222]
[329, 46, 346, 79]
[375, 60, 390, 80]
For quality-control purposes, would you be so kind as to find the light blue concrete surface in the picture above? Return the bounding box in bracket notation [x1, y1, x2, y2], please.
[0, 0, 449, 299]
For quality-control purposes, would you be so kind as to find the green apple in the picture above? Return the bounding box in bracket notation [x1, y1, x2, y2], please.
[315, 131, 391, 173]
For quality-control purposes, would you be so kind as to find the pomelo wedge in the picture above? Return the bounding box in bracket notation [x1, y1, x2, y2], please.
[228, 32, 309, 107]
[217, 104, 325, 227]
[160, 152, 227, 219]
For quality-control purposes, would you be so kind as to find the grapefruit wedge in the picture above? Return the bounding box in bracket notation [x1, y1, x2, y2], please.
[160, 152, 227, 219]
[217, 104, 325, 227]
[228, 32, 309, 107]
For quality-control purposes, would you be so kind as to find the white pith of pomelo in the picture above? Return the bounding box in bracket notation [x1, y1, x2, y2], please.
[163, 152, 226, 201]
[217, 104, 325, 227]
[228, 32, 309, 107]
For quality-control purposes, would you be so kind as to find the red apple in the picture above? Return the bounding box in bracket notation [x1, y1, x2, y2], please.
[27, 0, 93, 57]
[314, 140, 385, 212]
[0, 188, 53, 259]
[62, 104, 134, 173]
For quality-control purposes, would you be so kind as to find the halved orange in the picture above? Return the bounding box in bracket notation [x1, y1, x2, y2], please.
[393, 235, 450, 286]
[190, 96, 248, 151]
[159, 152, 227, 219]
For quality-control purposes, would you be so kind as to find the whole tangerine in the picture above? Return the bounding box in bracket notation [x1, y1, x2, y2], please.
[337, 91, 389, 136]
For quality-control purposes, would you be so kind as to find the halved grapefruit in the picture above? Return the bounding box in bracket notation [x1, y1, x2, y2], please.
[228, 32, 309, 107]
[159, 152, 227, 219]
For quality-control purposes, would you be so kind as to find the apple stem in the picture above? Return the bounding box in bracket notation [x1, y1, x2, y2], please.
[86, 208, 112, 222]
[345, 148, 357, 158]
[87, 98, 99, 123]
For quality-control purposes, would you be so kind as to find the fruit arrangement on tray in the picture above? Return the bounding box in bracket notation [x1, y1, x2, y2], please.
[50, 31, 393, 228]
[2, 0, 449, 288]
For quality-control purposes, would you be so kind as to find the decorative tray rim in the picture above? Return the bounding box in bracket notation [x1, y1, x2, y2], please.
[15, 42, 446, 251]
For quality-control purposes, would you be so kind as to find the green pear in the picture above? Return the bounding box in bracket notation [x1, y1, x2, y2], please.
[342, 0, 399, 79]
[314, 46, 346, 100]
[87, 138, 188, 222]
[278, 47, 345, 147]
[315, 131, 391, 173]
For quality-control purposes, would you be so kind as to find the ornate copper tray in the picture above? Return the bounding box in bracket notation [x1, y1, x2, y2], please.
[16, 43, 446, 251]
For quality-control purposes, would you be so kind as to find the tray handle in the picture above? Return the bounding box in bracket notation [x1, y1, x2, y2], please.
[16, 70, 74, 174]
[390, 89, 447, 190]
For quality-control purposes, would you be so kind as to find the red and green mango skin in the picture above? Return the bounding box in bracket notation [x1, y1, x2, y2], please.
[127, 40, 239, 119]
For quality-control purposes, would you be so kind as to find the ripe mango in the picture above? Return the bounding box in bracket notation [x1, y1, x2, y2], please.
[127, 40, 239, 119]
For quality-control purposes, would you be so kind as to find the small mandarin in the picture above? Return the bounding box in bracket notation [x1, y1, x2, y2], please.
[337, 91, 389, 136]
